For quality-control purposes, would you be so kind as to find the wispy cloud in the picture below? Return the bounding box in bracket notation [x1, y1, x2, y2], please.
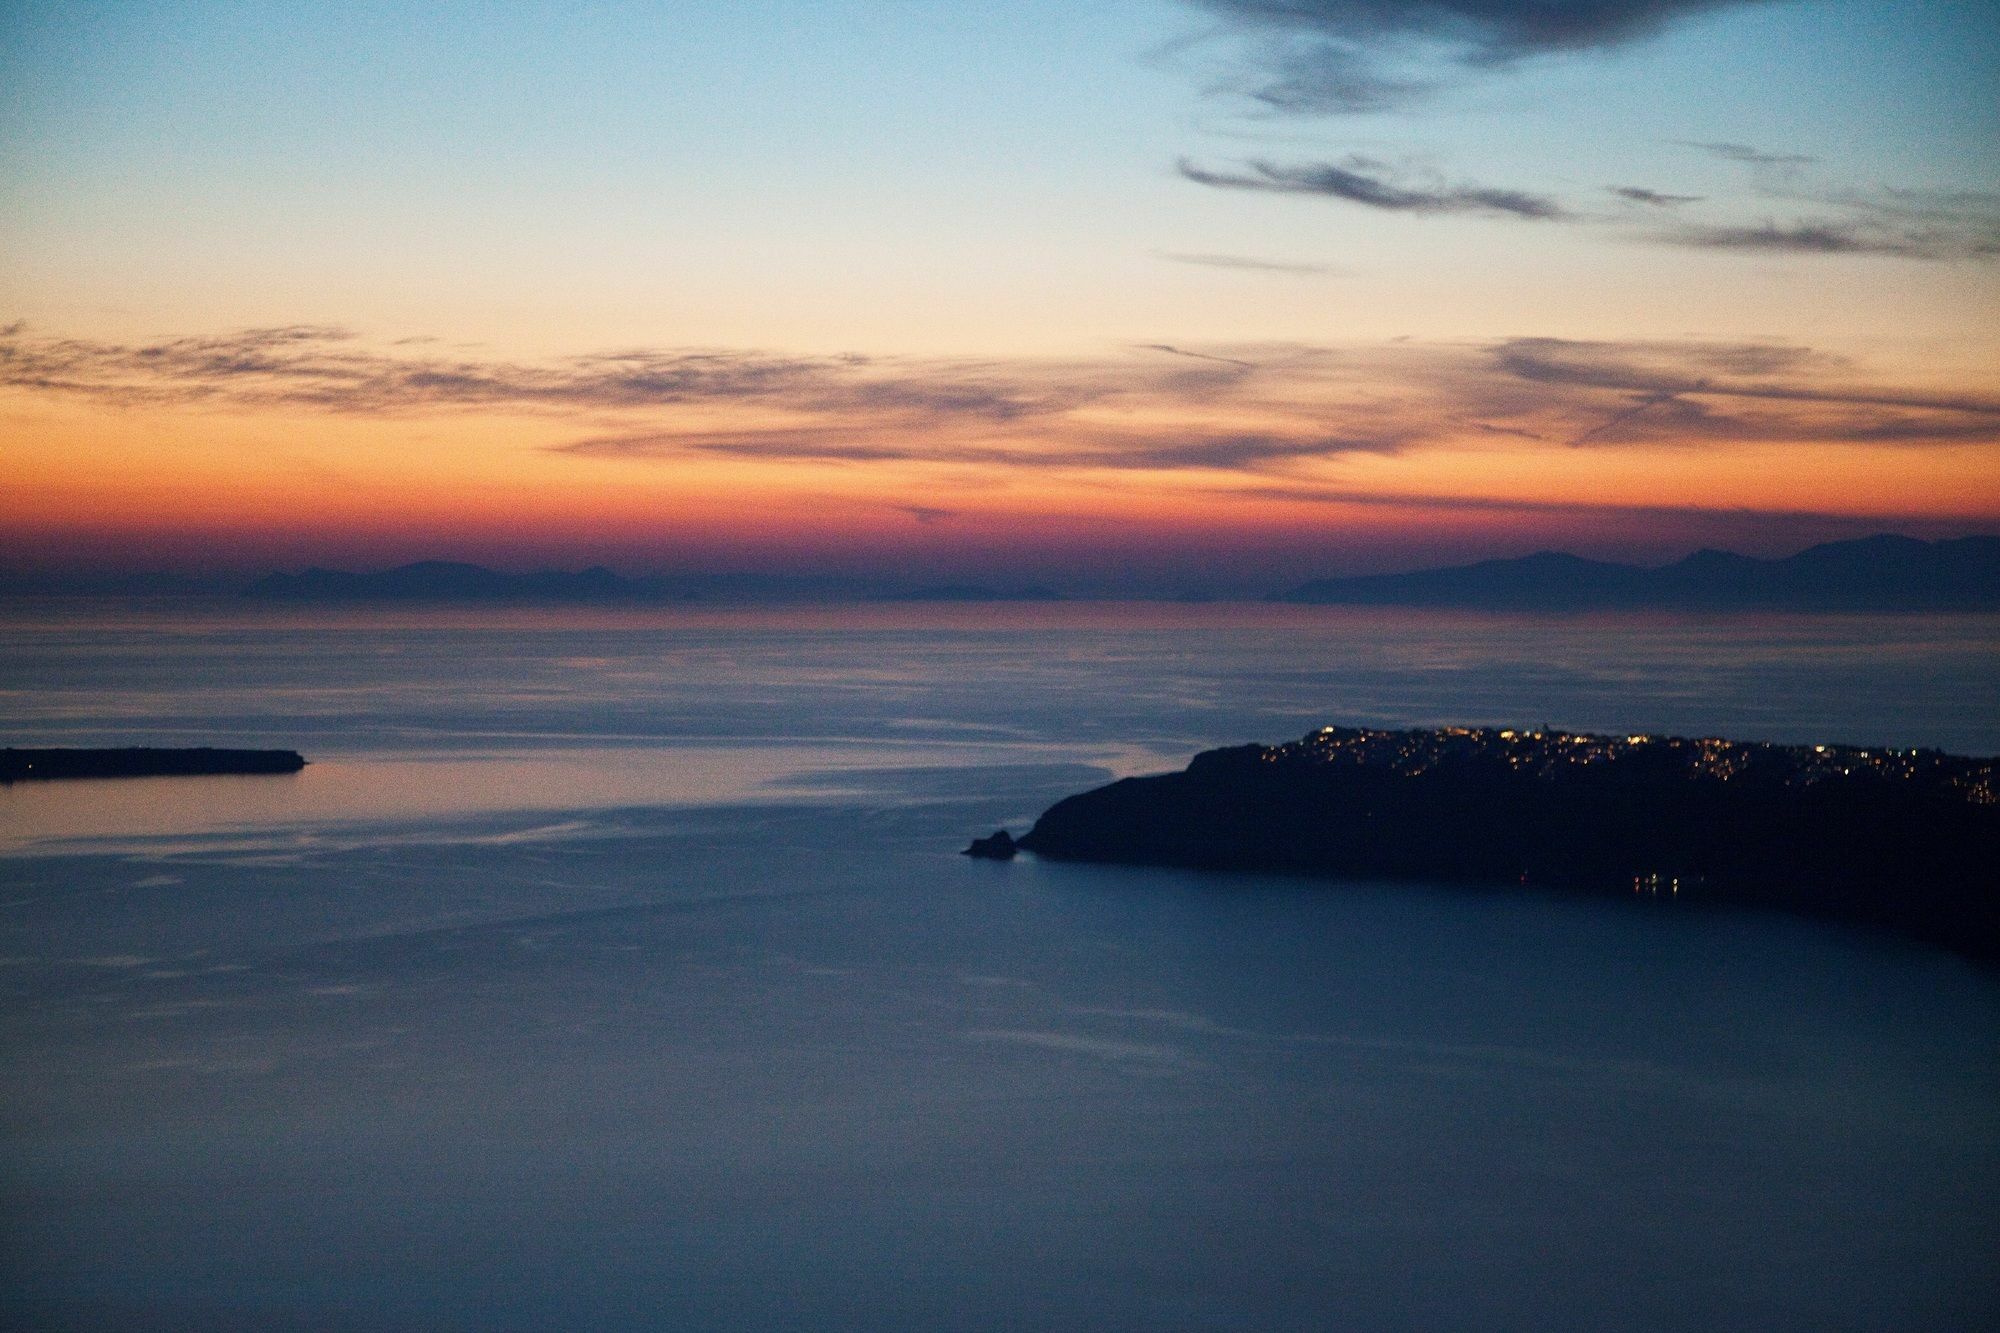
[1189, 1, 1776, 112]
[559, 425, 1401, 473]
[1564, 391, 1684, 446]
[1137, 342, 1258, 369]
[1667, 221, 1928, 256]
[559, 336, 2000, 463]
[8, 324, 1994, 488]
[1490, 338, 2000, 416]
[1089, 432, 1397, 469]
[1470, 421, 1548, 441]
[560, 428, 919, 463]
[1611, 186, 1702, 207]
[1485, 338, 2000, 448]
[1159, 251, 1337, 275]
[1650, 144, 2000, 260]
[1174, 145, 2000, 262]
[0, 324, 1076, 420]
[1164, 1, 1994, 268]
[1677, 140, 1818, 167]
[1178, 155, 1567, 218]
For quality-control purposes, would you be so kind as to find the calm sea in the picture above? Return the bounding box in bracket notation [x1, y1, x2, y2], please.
[3, 600, 1997, 1330]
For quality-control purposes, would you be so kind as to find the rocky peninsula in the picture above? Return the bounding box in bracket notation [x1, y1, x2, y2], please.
[1, 747, 308, 783]
[1007, 726, 2000, 958]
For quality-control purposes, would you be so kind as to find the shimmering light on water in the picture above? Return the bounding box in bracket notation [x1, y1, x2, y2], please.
[0, 742, 1157, 853]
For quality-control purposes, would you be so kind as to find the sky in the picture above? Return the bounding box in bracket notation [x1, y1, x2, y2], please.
[2, 0, 1997, 594]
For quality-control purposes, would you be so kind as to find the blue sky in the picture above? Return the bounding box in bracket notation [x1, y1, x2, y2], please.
[6, 0, 1992, 348]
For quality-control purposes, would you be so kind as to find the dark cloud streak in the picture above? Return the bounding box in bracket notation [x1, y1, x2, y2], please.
[1668, 222, 1924, 256]
[1173, 151, 1996, 261]
[1612, 186, 1702, 207]
[1179, 156, 1567, 218]
[1138, 343, 1258, 369]
[560, 429, 920, 464]
[562, 427, 1400, 474]
[1160, 251, 1337, 275]
[1678, 140, 1817, 167]
[1565, 390, 1687, 445]
[1191, 1, 1777, 111]
[1492, 338, 2000, 419]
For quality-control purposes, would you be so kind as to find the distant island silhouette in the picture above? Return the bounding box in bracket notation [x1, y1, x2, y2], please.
[246, 561, 686, 603]
[1000, 725, 2000, 958]
[1275, 534, 2000, 611]
[877, 585, 1066, 603]
[242, 562, 1061, 604]
[1, 747, 307, 783]
[27, 533, 1980, 608]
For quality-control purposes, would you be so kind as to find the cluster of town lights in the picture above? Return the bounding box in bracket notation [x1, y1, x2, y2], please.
[1275, 725, 1992, 802]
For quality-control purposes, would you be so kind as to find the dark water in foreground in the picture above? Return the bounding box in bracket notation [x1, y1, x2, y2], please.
[2, 602, 1997, 1330]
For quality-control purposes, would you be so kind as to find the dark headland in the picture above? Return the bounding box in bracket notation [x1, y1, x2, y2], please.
[1004, 726, 2000, 958]
[1, 747, 307, 783]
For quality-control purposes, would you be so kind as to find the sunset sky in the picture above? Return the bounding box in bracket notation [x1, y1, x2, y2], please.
[3, 0, 1997, 593]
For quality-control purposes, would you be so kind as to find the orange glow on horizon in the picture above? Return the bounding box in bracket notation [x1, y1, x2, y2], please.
[6, 324, 1996, 586]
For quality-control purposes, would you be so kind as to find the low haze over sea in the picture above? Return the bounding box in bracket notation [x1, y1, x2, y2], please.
[4, 600, 1997, 1330]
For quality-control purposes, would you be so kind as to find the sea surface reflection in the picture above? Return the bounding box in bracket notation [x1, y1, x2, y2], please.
[0, 742, 1166, 853]
[2, 601, 1996, 1330]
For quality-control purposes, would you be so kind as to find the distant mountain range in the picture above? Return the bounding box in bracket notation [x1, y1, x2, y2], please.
[66, 534, 1995, 609]
[876, 584, 1066, 602]
[1276, 535, 2000, 612]
[241, 562, 1072, 604]
[246, 561, 680, 602]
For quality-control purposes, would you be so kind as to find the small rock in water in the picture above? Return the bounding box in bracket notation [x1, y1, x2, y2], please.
[962, 829, 1017, 860]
